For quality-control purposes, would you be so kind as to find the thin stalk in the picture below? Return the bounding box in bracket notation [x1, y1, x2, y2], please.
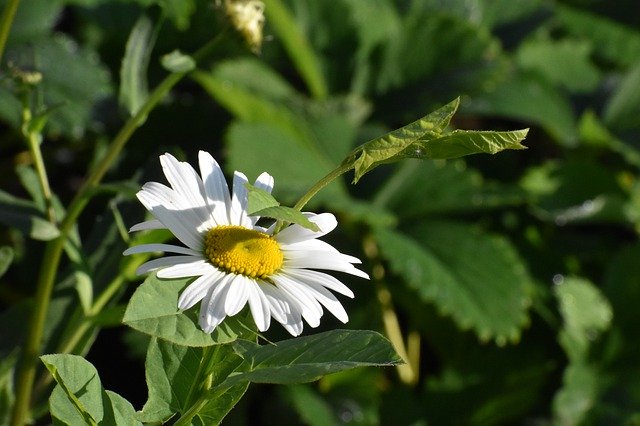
[10, 33, 225, 426]
[24, 129, 56, 223]
[0, 0, 20, 64]
[292, 162, 353, 212]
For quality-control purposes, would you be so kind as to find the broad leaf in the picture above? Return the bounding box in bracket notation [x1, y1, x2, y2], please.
[138, 338, 245, 424]
[246, 184, 319, 231]
[119, 15, 156, 116]
[123, 275, 243, 346]
[42, 354, 140, 425]
[375, 222, 531, 344]
[221, 330, 401, 387]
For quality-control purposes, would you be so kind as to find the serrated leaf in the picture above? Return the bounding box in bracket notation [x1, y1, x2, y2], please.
[375, 223, 531, 344]
[123, 275, 242, 347]
[41, 354, 104, 425]
[161, 50, 196, 73]
[246, 184, 320, 231]
[344, 98, 527, 182]
[555, 277, 612, 361]
[221, 330, 401, 387]
[138, 338, 245, 423]
[119, 15, 156, 116]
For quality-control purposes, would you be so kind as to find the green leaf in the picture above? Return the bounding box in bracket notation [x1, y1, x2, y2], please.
[3, 34, 112, 139]
[123, 275, 242, 346]
[552, 362, 600, 426]
[161, 50, 196, 73]
[3, 0, 62, 46]
[221, 330, 401, 387]
[0, 351, 17, 426]
[604, 60, 640, 130]
[516, 38, 601, 93]
[158, 0, 196, 30]
[375, 223, 531, 344]
[343, 98, 527, 182]
[0, 246, 14, 278]
[555, 277, 612, 361]
[211, 58, 297, 101]
[42, 354, 141, 425]
[41, 354, 104, 425]
[0, 189, 60, 240]
[263, 0, 328, 98]
[246, 184, 320, 231]
[282, 384, 338, 426]
[119, 14, 156, 116]
[138, 338, 245, 424]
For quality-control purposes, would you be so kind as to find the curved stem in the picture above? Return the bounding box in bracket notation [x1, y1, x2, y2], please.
[293, 162, 352, 212]
[10, 33, 225, 426]
[24, 128, 56, 223]
[0, 0, 21, 65]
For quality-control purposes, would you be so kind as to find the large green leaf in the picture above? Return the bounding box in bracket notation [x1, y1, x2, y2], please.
[138, 338, 246, 424]
[555, 277, 612, 361]
[123, 275, 243, 347]
[41, 354, 140, 425]
[375, 222, 531, 344]
[221, 330, 401, 387]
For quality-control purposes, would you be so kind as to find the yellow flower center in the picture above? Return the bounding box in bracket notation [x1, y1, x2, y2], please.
[204, 225, 283, 278]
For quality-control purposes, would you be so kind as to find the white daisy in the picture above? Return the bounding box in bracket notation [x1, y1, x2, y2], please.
[124, 151, 368, 336]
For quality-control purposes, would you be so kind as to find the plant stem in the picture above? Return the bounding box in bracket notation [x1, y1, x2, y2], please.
[10, 33, 225, 426]
[293, 162, 352, 212]
[0, 0, 20, 64]
[24, 126, 56, 223]
[176, 345, 220, 426]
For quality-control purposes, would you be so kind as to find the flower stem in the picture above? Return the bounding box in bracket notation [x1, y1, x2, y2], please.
[22, 112, 56, 223]
[293, 162, 353, 212]
[0, 0, 20, 64]
[10, 33, 225, 426]
[176, 345, 220, 426]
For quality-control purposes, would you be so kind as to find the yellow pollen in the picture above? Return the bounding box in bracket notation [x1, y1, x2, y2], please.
[203, 225, 283, 278]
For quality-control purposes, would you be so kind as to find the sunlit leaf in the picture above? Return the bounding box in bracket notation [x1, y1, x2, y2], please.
[119, 14, 156, 116]
[123, 275, 243, 347]
[221, 330, 401, 387]
[246, 184, 320, 231]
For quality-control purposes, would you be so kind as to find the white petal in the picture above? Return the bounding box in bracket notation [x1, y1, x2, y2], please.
[200, 274, 233, 333]
[123, 243, 201, 256]
[259, 283, 288, 323]
[272, 275, 322, 328]
[282, 269, 355, 298]
[284, 273, 349, 323]
[160, 153, 207, 208]
[280, 239, 341, 254]
[198, 151, 232, 226]
[157, 260, 215, 279]
[249, 172, 275, 226]
[279, 307, 304, 336]
[137, 184, 205, 250]
[136, 255, 199, 275]
[274, 213, 337, 244]
[246, 279, 271, 332]
[229, 171, 252, 227]
[130, 219, 165, 232]
[178, 270, 224, 310]
[283, 250, 369, 279]
[224, 275, 250, 316]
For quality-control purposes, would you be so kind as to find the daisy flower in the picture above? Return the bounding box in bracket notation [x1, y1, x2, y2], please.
[124, 151, 368, 336]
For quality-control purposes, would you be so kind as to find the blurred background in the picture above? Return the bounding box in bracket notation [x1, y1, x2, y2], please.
[1, 0, 640, 424]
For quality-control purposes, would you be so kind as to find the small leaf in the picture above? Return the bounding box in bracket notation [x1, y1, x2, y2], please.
[73, 271, 93, 315]
[119, 15, 156, 116]
[246, 184, 320, 231]
[41, 354, 104, 425]
[103, 390, 141, 426]
[416, 129, 528, 160]
[552, 362, 600, 426]
[161, 50, 196, 73]
[555, 277, 612, 361]
[221, 330, 401, 387]
[0, 189, 60, 240]
[0, 246, 14, 278]
[123, 275, 242, 347]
